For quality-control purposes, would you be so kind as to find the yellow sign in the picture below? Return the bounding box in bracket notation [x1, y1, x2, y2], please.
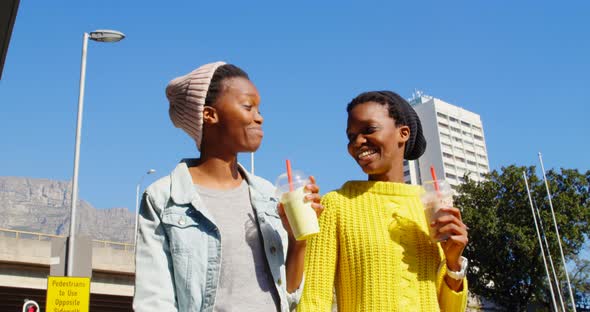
[46, 276, 91, 312]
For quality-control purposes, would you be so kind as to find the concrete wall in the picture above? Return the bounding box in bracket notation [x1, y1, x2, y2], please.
[0, 236, 135, 295]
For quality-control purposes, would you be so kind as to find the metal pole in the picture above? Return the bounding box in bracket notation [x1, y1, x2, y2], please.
[535, 199, 566, 312]
[539, 152, 577, 311]
[134, 170, 155, 247]
[67, 32, 89, 277]
[134, 181, 141, 248]
[523, 171, 559, 312]
[250, 152, 254, 175]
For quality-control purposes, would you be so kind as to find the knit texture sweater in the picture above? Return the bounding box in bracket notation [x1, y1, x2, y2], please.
[298, 181, 468, 312]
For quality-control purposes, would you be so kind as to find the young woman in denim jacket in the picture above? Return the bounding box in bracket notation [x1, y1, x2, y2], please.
[133, 62, 323, 312]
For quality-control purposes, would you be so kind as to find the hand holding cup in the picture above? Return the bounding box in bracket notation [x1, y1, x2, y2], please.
[276, 164, 323, 241]
[421, 179, 468, 269]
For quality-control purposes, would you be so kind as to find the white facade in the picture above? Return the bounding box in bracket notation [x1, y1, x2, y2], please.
[404, 93, 490, 188]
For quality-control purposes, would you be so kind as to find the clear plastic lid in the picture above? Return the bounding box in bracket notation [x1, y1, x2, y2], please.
[275, 170, 309, 196]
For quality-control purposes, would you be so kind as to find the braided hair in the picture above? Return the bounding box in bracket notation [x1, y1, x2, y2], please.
[205, 64, 250, 106]
[347, 91, 426, 160]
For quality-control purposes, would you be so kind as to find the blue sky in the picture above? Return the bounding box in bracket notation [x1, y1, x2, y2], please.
[1, 1, 589, 212]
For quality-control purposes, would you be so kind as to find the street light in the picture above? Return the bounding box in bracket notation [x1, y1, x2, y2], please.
[67, 29, 125, 277]
[134, 169, 156, 247]
[88, 29, 125, 42]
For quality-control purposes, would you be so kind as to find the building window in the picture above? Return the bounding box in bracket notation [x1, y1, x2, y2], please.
[443, 152, 453, 159]
[474, 134, 484, 141]
[438, 122, 449, 129]
[467, 160, 477, 166]
[444, 162, 456, 169]
[461, 121, 471, 127]
[466, 150, 476, 156]
[453, 136, 462, 143]
[451, 126, 461, 133]
[449, 116, 458, 122]
[446, 173, 457, 180]
[456, 156, 465, 163]
[437, 112, 447, 119]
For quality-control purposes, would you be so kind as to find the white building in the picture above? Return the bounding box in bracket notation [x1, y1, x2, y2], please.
[404, 92, 490, 187]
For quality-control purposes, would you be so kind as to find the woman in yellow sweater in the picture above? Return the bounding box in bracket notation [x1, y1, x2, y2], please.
[299, 91, 469, 311]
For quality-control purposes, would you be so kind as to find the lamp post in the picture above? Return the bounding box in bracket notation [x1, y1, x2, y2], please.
[134, 169, 156, 247]
[67, 29, 125, 277]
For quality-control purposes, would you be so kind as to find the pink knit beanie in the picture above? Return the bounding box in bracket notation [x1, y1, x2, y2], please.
[166, 61, 226, 150]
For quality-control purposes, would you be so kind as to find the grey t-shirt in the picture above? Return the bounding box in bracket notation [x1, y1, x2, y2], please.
[194, 180, 280, 311]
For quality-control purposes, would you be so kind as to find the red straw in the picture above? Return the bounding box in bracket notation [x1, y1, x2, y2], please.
[430, 165, 440, 192]
[286, 159, 294, 192]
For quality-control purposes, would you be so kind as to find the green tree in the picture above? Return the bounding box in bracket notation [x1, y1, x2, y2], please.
[571, 254, 590, 310]
[454, 165, 590, 311]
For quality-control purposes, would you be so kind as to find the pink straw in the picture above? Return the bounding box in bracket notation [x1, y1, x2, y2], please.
[286, 159, 294, 192]
[430, 165, 440, 193]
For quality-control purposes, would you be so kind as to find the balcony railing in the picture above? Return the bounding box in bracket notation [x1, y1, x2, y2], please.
[0, 227, 134, 251]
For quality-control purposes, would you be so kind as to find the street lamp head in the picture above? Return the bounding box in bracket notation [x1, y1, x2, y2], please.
[89, 29, 125, 42]
[147, 169, 156, 175]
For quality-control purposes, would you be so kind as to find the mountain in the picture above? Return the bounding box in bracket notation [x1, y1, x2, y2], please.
[0, 176, 134, 243]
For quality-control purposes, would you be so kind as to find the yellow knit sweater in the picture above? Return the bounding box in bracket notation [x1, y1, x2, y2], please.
[298, 181, 468, 312]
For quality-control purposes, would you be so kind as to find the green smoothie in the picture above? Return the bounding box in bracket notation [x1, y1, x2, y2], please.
[280, 186, 320, 240]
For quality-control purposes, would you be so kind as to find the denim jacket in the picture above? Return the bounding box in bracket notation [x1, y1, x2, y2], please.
[133, 159, 302, 312]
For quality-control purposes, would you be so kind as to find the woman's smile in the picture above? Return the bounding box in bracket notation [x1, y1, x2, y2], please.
[247, 126, 264, 137]
[356, 148, 379, 167]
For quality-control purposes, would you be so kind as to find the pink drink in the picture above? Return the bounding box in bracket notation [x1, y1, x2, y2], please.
[421, 180, 454, 242]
